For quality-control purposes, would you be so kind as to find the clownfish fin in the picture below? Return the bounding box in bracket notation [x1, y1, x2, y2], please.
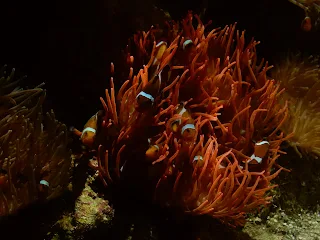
[248, 154, 262, 164]
[70, 126, 82, 137]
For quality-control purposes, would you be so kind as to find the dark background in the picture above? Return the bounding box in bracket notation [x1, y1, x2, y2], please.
[1, 1, 320, 239]
[1, 0, 319, 128]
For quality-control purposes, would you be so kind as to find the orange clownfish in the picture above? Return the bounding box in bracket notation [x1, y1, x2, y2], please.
[164, 163, 175, 177]
[39, 178, 50, 193]
[136, 74, 162, 112]
[147, 41, 168, 82]
[153, 41, 168, 67]
[171, 104, 192, 133]
[170, 103, 196, 141]
[72, 111, 103, 148]
[301, 16, 312, 32]
[0, 173, 8, 190]
[181, 39, 196, 65]
[145, 143, 162, 162]
[180, 121, 196, 140]
[192, 154, 204, 167]
[248, 140, 270, 164]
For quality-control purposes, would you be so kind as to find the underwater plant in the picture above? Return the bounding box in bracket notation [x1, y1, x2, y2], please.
[74, 12, 291, 226]
[0, 66, 72, 216]
[272, 54, 320, 157]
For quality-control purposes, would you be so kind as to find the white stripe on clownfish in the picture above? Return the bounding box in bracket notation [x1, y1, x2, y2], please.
[153, 144, 160, 151]
[152, 41, 168, 66]
[249, 154, 263, 164]
[255, 140, 269, 146]
[248, 140, 270, 164]
[81, 127, 96, 138]
[156, 41, 166, 48]
[183, 39, 193, 50]
[136, 91, 155, 103]
[181, 123, 196, 135]
[192, 155, 203, 163]
[172, 106, 188, 126]
[178, 106, 187, 116]
[40, 179, 49, 187]
[120, 160, 128, 173]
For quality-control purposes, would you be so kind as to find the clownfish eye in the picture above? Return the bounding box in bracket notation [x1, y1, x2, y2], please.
[155, 149, 159, 152]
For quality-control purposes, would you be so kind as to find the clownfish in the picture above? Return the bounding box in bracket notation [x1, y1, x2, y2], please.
[153, 41, 168, 67]
[0, 173, 8, 190]
[288, 0, 320, 32]
[301, 16, 312, 31]
[192, 155, 204, 167]
[165, 163, 175, 176]
[181, 39, 197, 65]
[136, 74, 162, 111]
[180, 121, 196, 140]
[39, 179, 49, 192]
[170, 103, 196, 141]
[192, 154, 226, 169]
[71, 110, 103, 148]
[147, 41, 168, 82]
[248, 140, 270, 164]
[145, 143, 162, 162]
[171, 103, 192, 133]
[183, 39, 195, 51]
[38, 173, 50, 200]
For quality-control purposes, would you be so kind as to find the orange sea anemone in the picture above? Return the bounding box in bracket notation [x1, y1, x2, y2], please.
[76, 12, 291, 226]
[272, 54, 320, 157]
[0, 67, 72, 216]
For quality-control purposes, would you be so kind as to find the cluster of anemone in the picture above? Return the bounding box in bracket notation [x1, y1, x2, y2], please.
[0, 66, 71, 216]
[78, 12, 291, 226]
[272, 54, 320, 158]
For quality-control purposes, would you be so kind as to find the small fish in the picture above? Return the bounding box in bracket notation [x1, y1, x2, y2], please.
[120, 160, 128, 173]
[192, 154, 226, 169]
[183, 39, 194, 50]
[301, 16, 312, 31]
[288, 0, 320, 32]
[72, 110, 103, 148]
[164, 163, 175, 177]
[0, 173, 8, 189]
[136, 74, 162, 111]
[153, 41, 168, 67]
[182, 39, 197, 65]
[145, 144, 162, 161]
[39, 179, 49, 192]
[170, 103, 196, 141]
[192, 155, 204, 167]
[180, 121, 196, 140]
[171, 103, 192, 133]
[38, 174, 50, 199]
[147, 41, 168, 82]
[248, 140, 270, 164]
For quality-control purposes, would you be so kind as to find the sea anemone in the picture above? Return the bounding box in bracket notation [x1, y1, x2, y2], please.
[76, 12, 291, 226]
[0, 66, 72, 216]
[272, 54, 320, 157]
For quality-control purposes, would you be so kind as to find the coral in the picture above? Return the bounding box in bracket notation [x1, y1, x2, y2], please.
[51, 174, 114, 239]
[74, 182, 114, 228]
[78, 13, 291, 226]
[0, 65, 72, 216]
[272, 54, 320, 157]
[244, 206, 320, 240]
